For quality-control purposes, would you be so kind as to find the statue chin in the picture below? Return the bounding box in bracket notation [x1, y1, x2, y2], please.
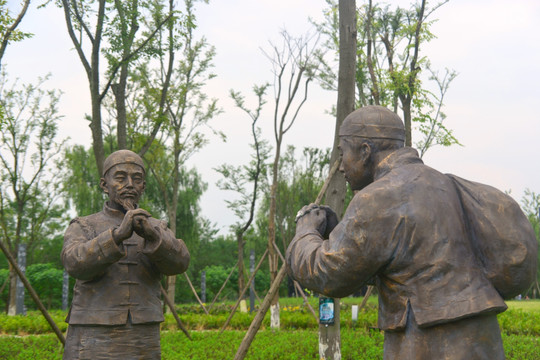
[118, 197, 138, 211]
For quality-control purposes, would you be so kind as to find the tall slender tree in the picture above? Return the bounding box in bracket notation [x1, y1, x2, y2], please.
[216, 84, 270, 297]
[59, 0, 172, 174]
[264, 30, 322, 329]
[122, 0, 223, 302]
[318, 0, 357, 358]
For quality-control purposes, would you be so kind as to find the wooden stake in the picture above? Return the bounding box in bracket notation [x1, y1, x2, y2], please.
[315, 159, 341, 205]
[183, 272, 209, 315]
[233, 264, 287, 360]
[208, 259, 238, 310]
[233, 157, 341, 359]
[358, 285, 374, 311]
[294, 280, 318, 321]
[160, 285, 191, 340]
[272, 241, 317, 322]
[220, 249, 268, 333]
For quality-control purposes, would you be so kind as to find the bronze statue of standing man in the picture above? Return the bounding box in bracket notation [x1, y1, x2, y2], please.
[62, 150, 190, 360]
[286, 106, 537, 359]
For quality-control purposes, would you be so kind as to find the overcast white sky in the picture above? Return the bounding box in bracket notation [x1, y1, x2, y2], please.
[4, 0, 540, 235]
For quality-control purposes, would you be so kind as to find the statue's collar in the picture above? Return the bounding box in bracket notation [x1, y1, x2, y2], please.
[373, 147, 423, 180]
[103, 201, 128, 220]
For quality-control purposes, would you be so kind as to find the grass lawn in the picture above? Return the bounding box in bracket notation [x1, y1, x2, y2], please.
[507, 299, 540, 312]
[0, 297, 538, 359]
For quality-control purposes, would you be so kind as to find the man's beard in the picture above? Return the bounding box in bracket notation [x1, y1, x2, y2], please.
[117, 196, 138, 211]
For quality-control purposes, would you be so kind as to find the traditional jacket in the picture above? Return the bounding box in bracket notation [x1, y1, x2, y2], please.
[286, 147, 507, 331]
[62, 202, 190, 325]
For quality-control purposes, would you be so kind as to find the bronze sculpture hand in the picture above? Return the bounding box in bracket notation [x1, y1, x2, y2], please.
[112, 208, 151, 244]
[133, 213, 160, 243]
[295, 203, 338, 238]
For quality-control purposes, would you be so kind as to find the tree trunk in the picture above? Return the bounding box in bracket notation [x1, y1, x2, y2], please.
[165, 144, 181, 310]
[91, 1, 107, 175]
[326, 0, 357, 218]
[237, 232, 245, 298]
[112, 0, 139, 150]
[365, 0, 379, 106]
[268, 145, 281, 329]
[166, 203, 177, 310]
[61, 0, 107, 175]
[402, 0, 425, 148]
[90, 92, 106, 176]
[62, 270, 69, 311]
[319, 1, 356, 359]
[14, 243, 26, 315]
[402, 97, 412, 147]
[112, 67, 128, 150]
[7, 265, 17, 315]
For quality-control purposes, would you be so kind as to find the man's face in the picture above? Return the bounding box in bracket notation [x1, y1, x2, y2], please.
[100, 163, 145, 211]
[338, 137, 374, 191]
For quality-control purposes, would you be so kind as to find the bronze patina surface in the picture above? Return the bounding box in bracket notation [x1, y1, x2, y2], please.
[62, 150, 190, 360]
[286, 106, 537, 359]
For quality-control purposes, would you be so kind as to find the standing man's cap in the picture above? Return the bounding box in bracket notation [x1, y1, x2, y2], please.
[102, 150, 145, 176]
[339, 105, 405, 142]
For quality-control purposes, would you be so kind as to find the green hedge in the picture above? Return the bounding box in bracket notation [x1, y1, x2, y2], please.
[0, 310, 68, 335]
[1, 300, 538, 337]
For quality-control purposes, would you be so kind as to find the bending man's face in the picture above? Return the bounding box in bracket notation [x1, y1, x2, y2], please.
[101, 163, 145, 211]
[338, 137, 373, 192]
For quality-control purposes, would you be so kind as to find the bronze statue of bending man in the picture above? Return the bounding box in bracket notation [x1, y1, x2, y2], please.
[287, 105, 537, 359]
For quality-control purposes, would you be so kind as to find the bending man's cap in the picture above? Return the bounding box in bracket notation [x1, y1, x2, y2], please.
[339, 105, 405, 142]
[102, 150, 145, 176]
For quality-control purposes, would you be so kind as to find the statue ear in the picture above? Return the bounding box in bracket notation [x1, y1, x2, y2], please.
[99, 178, 109, 194]
[359, 142, 372, 163]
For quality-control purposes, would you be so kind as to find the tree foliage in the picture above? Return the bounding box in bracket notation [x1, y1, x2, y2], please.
[216, 84, 271, 296]
[0, 0, 31, 71]
[124, 0, 222, 302]
[0, 72, 65, 314]
[314, 0, 459, 155]
[25, 263, 63, 310]
[263, 29, 324, 327]
[59, 0, 175, 173]
[60, 144, 103, 217]
[521, 189, 540, 298]
[257, 146, 330, 253]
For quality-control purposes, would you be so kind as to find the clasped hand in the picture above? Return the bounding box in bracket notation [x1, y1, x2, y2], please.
[113, 209, 159, 244]
[295, 203, 338, 239]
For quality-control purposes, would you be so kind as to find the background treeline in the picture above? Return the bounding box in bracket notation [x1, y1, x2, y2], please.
[0, 0, 539, 317]
[0, 143, 332, 310]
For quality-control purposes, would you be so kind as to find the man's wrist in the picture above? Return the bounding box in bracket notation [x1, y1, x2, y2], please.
[112, 227, 121, 244]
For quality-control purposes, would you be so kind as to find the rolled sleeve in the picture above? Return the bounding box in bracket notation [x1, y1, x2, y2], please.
[143, 219, 190, 275]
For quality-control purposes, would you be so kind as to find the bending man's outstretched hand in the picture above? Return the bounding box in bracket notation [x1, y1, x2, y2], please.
[295, 203, 338, 239]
